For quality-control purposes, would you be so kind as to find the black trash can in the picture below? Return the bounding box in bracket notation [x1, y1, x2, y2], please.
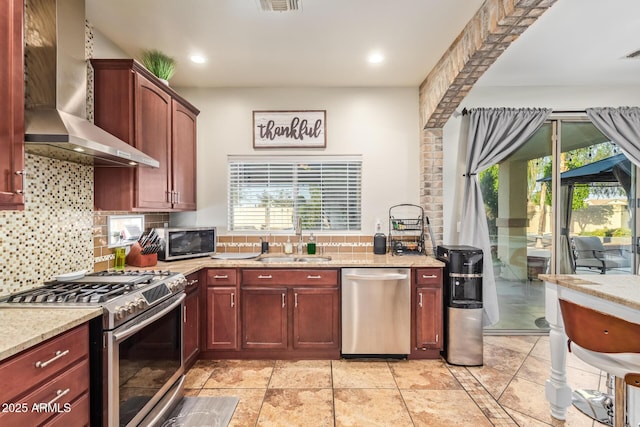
[437, 245, 484, 366]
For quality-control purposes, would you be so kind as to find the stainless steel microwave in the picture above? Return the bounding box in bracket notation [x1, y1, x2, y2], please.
[154, 227, 216, 261]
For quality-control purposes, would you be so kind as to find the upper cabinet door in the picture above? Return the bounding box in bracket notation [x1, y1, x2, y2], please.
[171, 99, 197, 211]
[92, 59, 199, 212]
[135, 73, 172, 210]
[0, 0, 25, 210]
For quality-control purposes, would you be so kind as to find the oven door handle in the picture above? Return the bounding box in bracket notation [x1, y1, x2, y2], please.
[113, 293, 186, 343]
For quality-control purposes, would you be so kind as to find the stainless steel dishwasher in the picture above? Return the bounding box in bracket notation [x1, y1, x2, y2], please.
[341, 268, 411, 356]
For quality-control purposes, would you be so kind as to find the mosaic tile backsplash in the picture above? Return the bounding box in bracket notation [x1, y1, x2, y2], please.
[0, 154, 94, 297]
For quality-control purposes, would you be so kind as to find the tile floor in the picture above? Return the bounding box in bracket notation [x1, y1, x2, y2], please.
[184, 335, 608, 426]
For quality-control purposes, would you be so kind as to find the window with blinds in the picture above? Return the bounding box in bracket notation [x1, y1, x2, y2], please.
[228, 155, 362, 232]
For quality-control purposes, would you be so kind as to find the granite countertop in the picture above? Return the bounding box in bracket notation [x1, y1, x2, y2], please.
[539, 274, 640, 311]
[1, 253, 442, 363]
[0, 307, 102, 362]
[151, 253, 445, 276]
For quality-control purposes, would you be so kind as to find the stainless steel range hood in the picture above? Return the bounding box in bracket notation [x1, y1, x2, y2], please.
[24, 0, 159, 168]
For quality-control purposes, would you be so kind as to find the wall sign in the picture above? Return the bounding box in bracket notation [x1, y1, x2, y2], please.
[253, 110, 326, 148]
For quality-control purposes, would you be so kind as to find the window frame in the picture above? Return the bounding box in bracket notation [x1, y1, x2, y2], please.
[227, 155, 363, 233]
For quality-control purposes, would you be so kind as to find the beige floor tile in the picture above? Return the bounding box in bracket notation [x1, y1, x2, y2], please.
[499, 376, 596, 426]
[402, 389, 492, 426]
[482, 341, 529, 376]
[183, 359, 217, 389]
[268, 360, 332, 389]
[198, 388, 266, 427]
[331, 360, 396, 388]
[389, 359, 461, 390]
[389, 360, 462, 390]
[334, 388, 413, 427]
[467, 364, 514, 399]
[484, 335, 539, 355]
[503, 407, 556, 426]
[530, 336, 550, 361]
[257, 388, 333, 427]
[203, 360, 275, 388]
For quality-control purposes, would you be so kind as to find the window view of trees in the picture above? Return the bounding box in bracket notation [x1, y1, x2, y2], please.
[480, 141, 630, 248]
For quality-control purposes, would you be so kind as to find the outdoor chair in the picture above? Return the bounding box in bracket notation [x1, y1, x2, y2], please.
[571, 236, 630, 274]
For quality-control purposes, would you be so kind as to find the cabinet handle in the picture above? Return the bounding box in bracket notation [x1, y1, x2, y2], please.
[306, 275, 322, 279]
[183, 306, 187, 323]
[46, 388, 70, 406]
[166, 191, 172, 203]
[418, 292, 423, 308]
[213, 275, 228, 279]
[15, 170, 26, 194]
[436, 334, 439, 343]
[422, 274, 438, 279]
[294, 293, 298, 308]
[258, 275, 273, 279]
[35, 349, 70, 368]
[231, 292, 235, 308]
[176, 192, 180, 204]
[282, 293, 286, 308]
[187, 279, 199, 286]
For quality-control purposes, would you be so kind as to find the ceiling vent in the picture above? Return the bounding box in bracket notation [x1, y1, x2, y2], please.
[259, 0, 300, 12]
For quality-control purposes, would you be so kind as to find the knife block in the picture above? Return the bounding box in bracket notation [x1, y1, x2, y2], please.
[125, 242, 158, 267]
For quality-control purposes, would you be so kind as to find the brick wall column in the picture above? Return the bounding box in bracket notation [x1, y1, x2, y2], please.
[421, 128, 443, 253]
[417, 0, 556, 246]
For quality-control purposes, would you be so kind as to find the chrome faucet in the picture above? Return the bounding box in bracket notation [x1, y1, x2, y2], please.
[295, 216, 303, 253]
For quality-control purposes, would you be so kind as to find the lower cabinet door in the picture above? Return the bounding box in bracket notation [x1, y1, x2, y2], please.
[292, 287, 340, 349]
[206, 286, 238, 350]
[241, 288, 287, 349]
[415, 286, 443, 350]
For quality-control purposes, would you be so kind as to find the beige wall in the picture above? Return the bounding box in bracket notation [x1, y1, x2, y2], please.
[171, 86, 423, 238]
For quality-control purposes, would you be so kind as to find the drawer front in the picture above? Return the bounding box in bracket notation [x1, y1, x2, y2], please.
[206, 269, 237, 286]
[0, 324, 88, 404]
[242, 269, 338, 286]
[0, 358, 89, 426]
[42, 391, 90, 427]
[415, 268, 442, 286]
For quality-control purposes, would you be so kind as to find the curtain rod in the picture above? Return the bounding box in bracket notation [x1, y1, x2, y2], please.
[460, 108, 587, 115]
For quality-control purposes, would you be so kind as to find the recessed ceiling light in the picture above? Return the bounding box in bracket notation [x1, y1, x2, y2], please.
[190, 55, 207, 64]
[368, 52, 384, 64]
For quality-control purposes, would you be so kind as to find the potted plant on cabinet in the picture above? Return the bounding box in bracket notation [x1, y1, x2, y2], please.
[140, 49, 176, 85]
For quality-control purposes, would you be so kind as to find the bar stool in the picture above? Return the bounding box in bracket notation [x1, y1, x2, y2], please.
[559, 299, 640, 427]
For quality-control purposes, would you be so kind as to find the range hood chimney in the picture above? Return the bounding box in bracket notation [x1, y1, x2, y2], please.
[24, 0, 159, 168]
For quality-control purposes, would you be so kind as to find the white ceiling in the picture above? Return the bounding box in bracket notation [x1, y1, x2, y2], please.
[86, 0, 640, 89]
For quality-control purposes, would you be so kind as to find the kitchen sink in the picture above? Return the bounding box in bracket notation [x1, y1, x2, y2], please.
[258, 256, 332, 263]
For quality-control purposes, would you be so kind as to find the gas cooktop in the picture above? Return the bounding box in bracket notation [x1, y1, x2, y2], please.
[0, 270, 187, 329]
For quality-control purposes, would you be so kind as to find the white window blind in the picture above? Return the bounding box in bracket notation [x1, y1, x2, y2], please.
[228, 156, 362, 232]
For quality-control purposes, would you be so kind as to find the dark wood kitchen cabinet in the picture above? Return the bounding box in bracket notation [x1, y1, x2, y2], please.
[205, 269, 239, 351]
[411, 268, 443, 359]
[0, 0, 25, 210]
[0, 324, 90, 426]
[91, 59, 199, 212]
[183, 272, 202, 369]
[240, 269, 340, 358]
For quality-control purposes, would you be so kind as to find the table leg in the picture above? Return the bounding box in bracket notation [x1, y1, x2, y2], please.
[545, 284, 573, 420]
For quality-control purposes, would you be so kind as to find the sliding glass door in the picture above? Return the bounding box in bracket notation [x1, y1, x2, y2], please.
[483, 117, 636, 332]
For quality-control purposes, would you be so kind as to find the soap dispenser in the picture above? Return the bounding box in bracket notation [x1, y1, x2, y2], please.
[284, 236, 293, 254]
[307, 233, 316, 255]
[373, 220, 387, 254]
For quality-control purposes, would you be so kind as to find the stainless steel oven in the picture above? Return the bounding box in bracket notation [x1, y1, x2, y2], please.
[1, 270, 188, 427]
[106, 292, 185, 427]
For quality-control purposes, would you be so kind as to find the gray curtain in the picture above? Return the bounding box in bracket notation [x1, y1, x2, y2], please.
[586, 107, 640, 166]
[460, 107, 552, 326]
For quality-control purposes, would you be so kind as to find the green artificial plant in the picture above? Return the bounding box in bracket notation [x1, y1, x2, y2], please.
[140, 50, 176, 81]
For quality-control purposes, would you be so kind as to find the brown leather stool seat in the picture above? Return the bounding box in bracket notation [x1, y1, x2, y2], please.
[559, 299, 640, 427]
